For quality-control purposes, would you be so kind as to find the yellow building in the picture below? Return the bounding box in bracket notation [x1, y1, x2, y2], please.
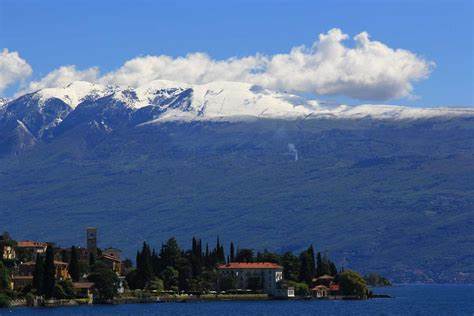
[2, 245, 16, 260]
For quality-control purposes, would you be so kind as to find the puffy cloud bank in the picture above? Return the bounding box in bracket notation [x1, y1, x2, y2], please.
[5, 29, 434, 101]
[26, 65, 99, 92]
[0, 49, 32, 94]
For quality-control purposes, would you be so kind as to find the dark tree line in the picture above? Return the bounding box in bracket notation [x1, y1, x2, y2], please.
[126, 237, 226, 292]
[32, 245, 56, 298]
[125, 237, 339, 292]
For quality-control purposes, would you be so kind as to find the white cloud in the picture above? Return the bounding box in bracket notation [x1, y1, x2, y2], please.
[0, 49, 33, 94]
[25, 65, 99, 93]
[18, 29, 434, 101]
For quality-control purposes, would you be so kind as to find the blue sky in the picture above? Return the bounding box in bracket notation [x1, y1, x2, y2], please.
[0, 0, 473, 106]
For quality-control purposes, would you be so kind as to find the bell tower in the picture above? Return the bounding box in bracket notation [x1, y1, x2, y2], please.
[86, 227, 97, 255]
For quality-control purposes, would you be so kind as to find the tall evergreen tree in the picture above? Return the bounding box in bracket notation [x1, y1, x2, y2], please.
[316, 252, 323, 277]
[43, 245, 56, 298]
[161, 238, 181, 268]
[229, 242, 235, 262]
[89, 252, 96, 268]
[308, 245, 316, 278]
[139, 242, 154, 285]
[298, 251, 311, 284]
[0, 261, 11, 292]
[281, 252, 300, 281]
[32, 254, 45, 295]
[329, 261, 338, 276]
[235, 249, 254, 262]
[69, 246, 80, 282]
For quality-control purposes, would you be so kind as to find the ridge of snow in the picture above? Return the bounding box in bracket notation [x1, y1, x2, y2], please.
[7, 80, 474, 121]
[33, 81, 110, 109]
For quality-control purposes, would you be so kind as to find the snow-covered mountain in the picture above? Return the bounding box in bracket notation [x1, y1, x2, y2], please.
[0, 80, 473, 144]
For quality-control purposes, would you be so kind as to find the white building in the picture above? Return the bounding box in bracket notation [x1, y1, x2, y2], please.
[217, 262, 292, 297]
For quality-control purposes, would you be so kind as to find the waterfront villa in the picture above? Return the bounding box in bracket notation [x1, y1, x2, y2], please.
[72, 282, 95, 302]
[15, 241, 48, 261]
[311, 285, 329, 298]
[217, 262, 293, 297]
[1, 244, 16, 260]
[101, 254, 122, 275]
[19, 260, 70, 280]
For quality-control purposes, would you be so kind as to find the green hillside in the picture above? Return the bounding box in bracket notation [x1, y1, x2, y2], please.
[1, 118, 473, 283]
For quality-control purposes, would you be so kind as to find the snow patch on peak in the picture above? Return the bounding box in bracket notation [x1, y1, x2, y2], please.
[33, 81, 109, 109]
[8, 80, 474, 123]
[306, 104, 474, 120]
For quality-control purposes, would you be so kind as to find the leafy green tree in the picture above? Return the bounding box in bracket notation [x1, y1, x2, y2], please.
[0, 261, 10, 291]
[364, 273, 391, 286]
[43, 245, 56, 298]
[160, 266, 179, 291]
[32, 254, 45, 295]
[255, 250, 280, 263]
[176, 256, 192, 291]
[235, 249, 253, 262]
[338, 270, 368, 299]
[147, 277, 164, 292]
[286, 280, 310, 296]
[198, 270, 218, 292]
[87, 263, 119, 300]
[52, 280, 74, 299]
[125, 269, 141, 290]
[57, 280, 75, 298]
[69, 246, 80, 282]
[160, 238, 181, 269]
[0, 293, 10, 308]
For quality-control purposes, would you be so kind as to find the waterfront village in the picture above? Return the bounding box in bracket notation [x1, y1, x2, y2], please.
[0, 228, 389, 308]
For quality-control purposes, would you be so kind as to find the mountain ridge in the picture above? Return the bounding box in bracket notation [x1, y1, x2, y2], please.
[0, 81, 473, 283]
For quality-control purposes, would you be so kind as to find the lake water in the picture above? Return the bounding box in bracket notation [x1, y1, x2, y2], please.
[2, 285, 473, 315]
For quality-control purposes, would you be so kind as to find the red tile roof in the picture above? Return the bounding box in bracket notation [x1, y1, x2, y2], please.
[329, 284, 340, 291]
[16, 241, 47, 248]
[12, 276, 33, 280]
[218, 262, 283, 269]
[72, 282, 94, 289]
[101, 254, 121, 262]
[22, 261, 68, 266]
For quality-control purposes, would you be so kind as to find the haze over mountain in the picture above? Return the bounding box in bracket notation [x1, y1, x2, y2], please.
[0, 80, 473, 283]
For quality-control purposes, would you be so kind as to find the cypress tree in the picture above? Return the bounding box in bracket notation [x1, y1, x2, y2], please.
[298, 251, 309, 284]
[230, 242, 235, 262]
[32, 254, 45, 295]
[329, 261, 338, 276]
[316, 252, 323, 277]
[308, 245, 316, 278]
[140, 242, 153, 284]
[69, 246, 80, 282]
[89, 251, 96, 268]
[43, 245, 56, 298]
[204, 243, 210, 268]
[136, 250, 141, 271]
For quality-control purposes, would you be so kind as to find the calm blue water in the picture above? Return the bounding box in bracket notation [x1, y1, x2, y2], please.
[2, 285, 473, 316]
